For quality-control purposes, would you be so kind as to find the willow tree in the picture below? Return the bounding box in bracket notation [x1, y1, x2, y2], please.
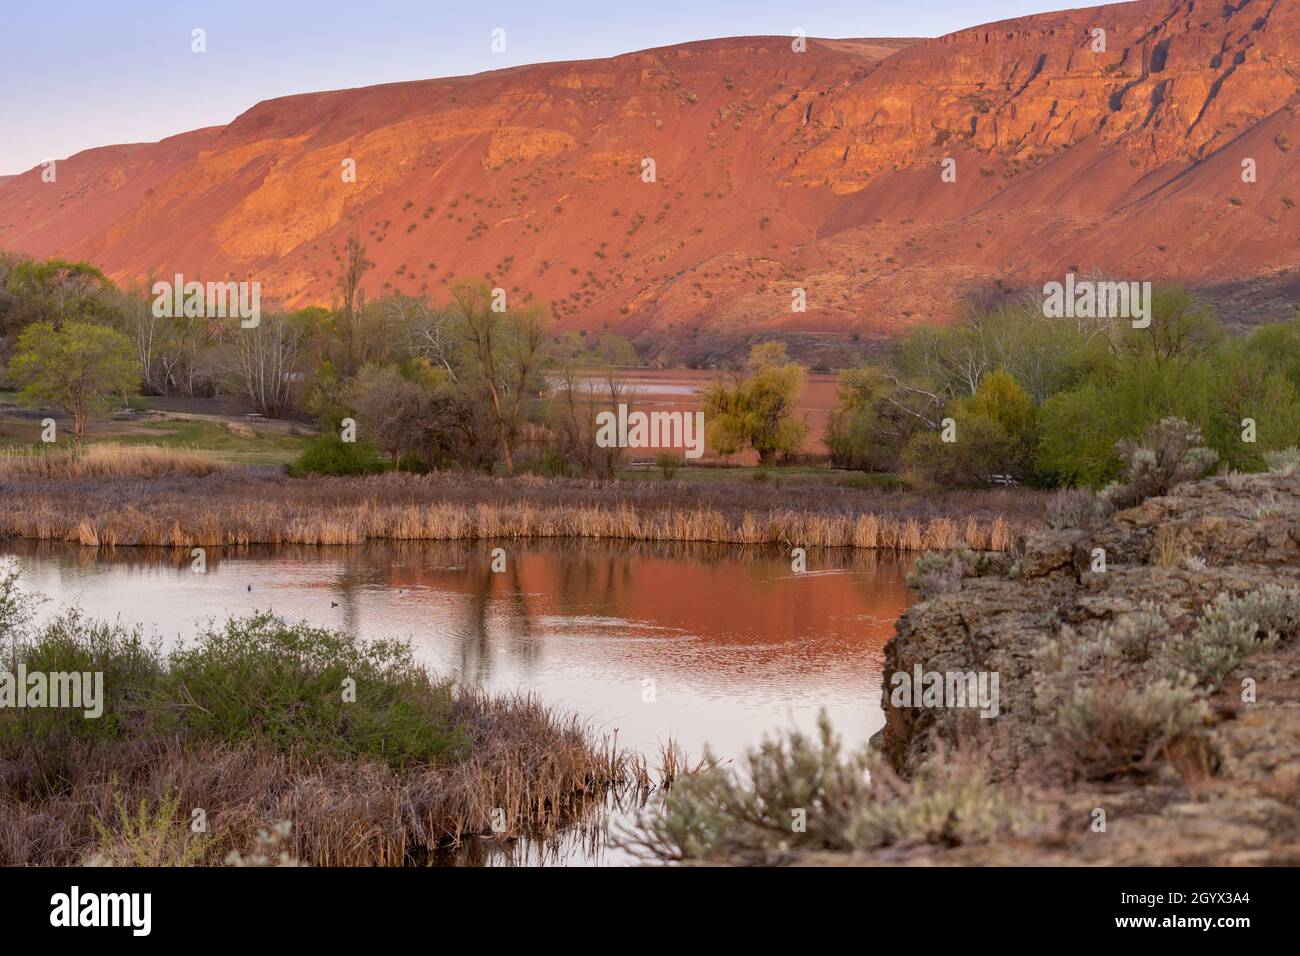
[702, 342, 808, 465]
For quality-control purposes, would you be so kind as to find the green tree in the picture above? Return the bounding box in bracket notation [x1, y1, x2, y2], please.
[824, 365, 941, 472]
[1110, 285, 1221, 370]
[902, 370, 1036, 487]
[8, 258, 114, 327]
[9, 321, 137, 446]
[1238, 316, 1300, 393]
[1034, 353, 1220, 487]
[702, 342, 808, 464]
[448, 281, 549, 473]
[335, 234, 372, 375]
[1034, 384, 1120, 487]
[1203, 343, 1300, 470]
[901, 415, 1013, 488]
[955, 369, 1037, 478]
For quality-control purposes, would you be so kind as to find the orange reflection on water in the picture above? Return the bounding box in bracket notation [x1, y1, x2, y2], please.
[3, 539, 913, 765]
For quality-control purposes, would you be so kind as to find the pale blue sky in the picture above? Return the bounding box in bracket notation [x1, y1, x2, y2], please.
[1, 0, 1093, 174]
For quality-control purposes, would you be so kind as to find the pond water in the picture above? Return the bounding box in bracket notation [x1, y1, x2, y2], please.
[0, 538, 913, 865]
[575, 368, 842, 460]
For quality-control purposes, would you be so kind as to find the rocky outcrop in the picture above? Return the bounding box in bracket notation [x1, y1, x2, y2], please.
[871, 468, 1300, 864]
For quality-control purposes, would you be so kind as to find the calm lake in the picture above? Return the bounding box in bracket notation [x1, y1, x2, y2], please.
[1, 538, 913, 864]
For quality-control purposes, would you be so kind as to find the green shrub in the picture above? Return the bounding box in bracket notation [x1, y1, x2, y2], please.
[1163, 586, 1300, 689]
[166, 613, 463, 768]
[625, 714, 872, 862]
[86, 791, 209, 867]
[1265, 446, 1300, 475]
[902, 414, 1014, 488]
[655, 452, 682, 480]
[906, 551, 965, 598]
[0, 558, 40, 639]
[395, 450, 428, 473]
[1101, 417, 1218, 510]
[833, 472, 904, 492]
[1103, 602, 1167, 664]
[518, 450, 570, 478]
[1, 607, 466, 784]
[850, 755, 1029, 849]
[0, 607, 163, 791]
[288, 434, 386, 476]
[1044, 488, 1101, 529]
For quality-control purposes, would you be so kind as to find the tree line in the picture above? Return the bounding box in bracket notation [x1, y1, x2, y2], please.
[11, 245, 1278, 489]
[0, 247, 809, 471]
[826, 286, 1300, 487]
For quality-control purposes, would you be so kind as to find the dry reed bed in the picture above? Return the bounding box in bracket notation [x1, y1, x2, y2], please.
[0, 690, 655, 867]
[0, 470, 1038, 552]
[0, 443, 226, 479]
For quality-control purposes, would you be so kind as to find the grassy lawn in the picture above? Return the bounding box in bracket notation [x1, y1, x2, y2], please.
[105, 418, 312, 466]
[0, 403, 312, 467]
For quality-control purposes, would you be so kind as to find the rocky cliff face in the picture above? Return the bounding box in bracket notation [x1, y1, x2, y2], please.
[872, 467, 1300, 864]
[6, 1, 1300, 362]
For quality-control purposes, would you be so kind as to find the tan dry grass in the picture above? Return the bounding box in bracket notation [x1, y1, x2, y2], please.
[0, 498, 1025, 552]
[0, 470, 1038, 552]
[0, 444, 226, 480]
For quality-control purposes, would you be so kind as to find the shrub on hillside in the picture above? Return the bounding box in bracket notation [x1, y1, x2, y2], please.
[1162, 585, 1300, 690]
[1049, 676, 1206, 781]
[1100, 417, 1218, 510]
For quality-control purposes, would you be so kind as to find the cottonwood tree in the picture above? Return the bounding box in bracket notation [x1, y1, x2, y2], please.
[449, 281, 549, 473]
[901, 370, 1037, 487]
[157, 308, 218, 396]
[6, 258, 113, 328]
[0, 253, 22, 344]
[335, 234, 372, 375]
[9, 321, 138, 446]
[393, 295, 460, 385]
[114, 284, 166, 395]
[824, 365, 941, 471]
[109, 281, 213, 397]
[1111, 285, 1221, 370]
[827, 300, 1115, 471]
[222, 311, 313, 417]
